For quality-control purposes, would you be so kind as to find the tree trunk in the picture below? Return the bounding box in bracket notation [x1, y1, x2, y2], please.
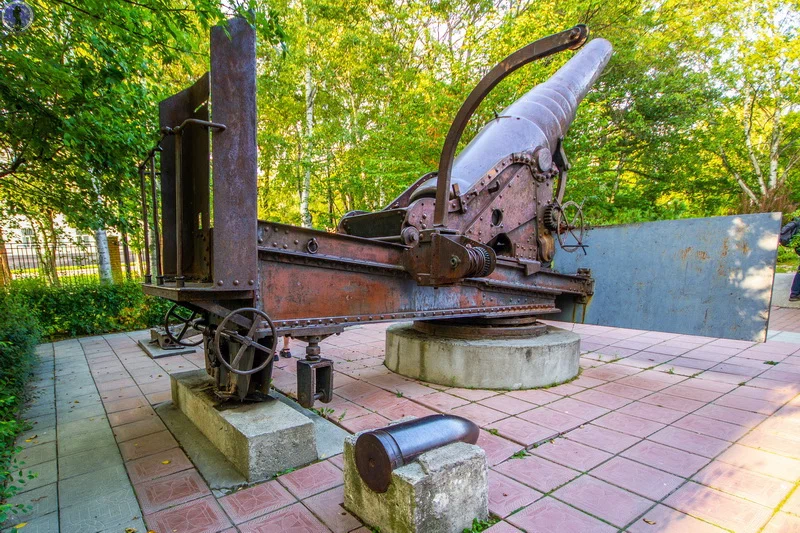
[300, 62, 314, 228]
[0, 228, 11, 286]
[95, 228, 113, 283]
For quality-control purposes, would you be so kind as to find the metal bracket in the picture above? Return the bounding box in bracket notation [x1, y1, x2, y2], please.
[297, 358, 334, 408]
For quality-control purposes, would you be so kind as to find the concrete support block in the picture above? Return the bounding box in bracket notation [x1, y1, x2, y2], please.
[343, 434, 488, 533]
[171, 369, 317, 481]
[385, 323, 580, 389]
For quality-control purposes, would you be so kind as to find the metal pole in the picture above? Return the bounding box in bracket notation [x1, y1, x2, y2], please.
[139, 166, 152, 283]
[174, 132, 184, 287]
[150, 155, 163, 285]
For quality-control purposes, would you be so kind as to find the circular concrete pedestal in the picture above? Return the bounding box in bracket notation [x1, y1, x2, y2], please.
[384, 323, 580, 390]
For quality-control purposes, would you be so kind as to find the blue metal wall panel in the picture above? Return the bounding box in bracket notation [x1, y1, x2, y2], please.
[553, 213, 782, 341]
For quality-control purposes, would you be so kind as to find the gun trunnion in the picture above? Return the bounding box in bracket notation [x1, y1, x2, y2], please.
[139, 18, 610, 407]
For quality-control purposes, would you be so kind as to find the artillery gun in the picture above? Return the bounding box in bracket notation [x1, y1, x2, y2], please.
[139, 17, 780, 408]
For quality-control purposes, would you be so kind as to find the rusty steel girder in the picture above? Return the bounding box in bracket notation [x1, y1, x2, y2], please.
[139, 17, 609, 406]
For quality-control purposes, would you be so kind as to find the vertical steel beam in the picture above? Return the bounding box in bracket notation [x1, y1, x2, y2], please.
[175, 132, 184, 287]
[210, 17, 258, 291]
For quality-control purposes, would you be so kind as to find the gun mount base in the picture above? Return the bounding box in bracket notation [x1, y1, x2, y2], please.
[385, 323, 580, 390]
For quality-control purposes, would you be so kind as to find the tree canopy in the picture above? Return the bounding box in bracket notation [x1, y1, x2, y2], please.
[1, 0, 798, 246]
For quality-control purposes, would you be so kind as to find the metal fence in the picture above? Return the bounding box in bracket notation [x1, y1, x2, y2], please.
[1, 242, 143, 286]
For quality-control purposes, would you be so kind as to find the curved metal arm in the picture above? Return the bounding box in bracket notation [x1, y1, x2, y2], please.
[434, 24, 589, 228]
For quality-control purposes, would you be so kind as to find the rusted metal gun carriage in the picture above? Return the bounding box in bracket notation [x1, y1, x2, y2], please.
[137, 17, 606, 407]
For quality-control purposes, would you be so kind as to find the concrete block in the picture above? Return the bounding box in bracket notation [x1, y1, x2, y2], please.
[171, 369, 317, 482]
[343, 435, 488, 533]
[385, 323, 580, 389]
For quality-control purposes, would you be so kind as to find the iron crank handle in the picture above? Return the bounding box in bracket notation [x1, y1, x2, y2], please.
[434, 24, 589, 228]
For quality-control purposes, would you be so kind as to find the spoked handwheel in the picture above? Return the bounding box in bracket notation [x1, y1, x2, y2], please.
[164, 304, 204, 347]
[213, 307, 277, 376]
[553, 200, 587, 253]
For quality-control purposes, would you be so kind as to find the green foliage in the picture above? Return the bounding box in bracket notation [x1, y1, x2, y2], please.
[6, 280, 171, 339]
[0, 293, 42, 523]
[463, 516, 501, 533]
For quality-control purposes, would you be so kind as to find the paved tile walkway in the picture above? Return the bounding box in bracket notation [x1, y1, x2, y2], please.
[4, 306, 800, 532]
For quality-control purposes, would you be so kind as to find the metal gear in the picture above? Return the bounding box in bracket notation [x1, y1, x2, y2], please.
[543, 204, 558, 231]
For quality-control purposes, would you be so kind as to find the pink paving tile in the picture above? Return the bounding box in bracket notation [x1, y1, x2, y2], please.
[628, 504, 727, 533]
[546, 397, 609, 421]
[762, 512, 800, 533]
[106, 405, 157, 427]
[565, 424, 640, 454]
[782, 487, 800, 515]
[570, 375, 606, 388]
[622, 440, 709, 477]
[716, 443, 800, 482]
[218, 479, 295, 524]
[379, 399, 436, 421]
[278, 460, 342, 499]
[119, 429, 179, 462]
[595, 382, 651, 400]
[147, 389, 173, 404]
[664, 482, 772, 533]
[673, 414, 749, 441]
[328, 455, 344, 471]
[617, 401, 685, 424]
[494, 454, 579, 493]
[591, 456, 684, 500]
[126, 447, 194, 484]
[593, 411, 665, 438]
[324, 397, 371, 421]
[103, 395, 149, 413]
[572, 389, 632, 410]
[483, 522, 523, 532]
[714, 393, 781, 415]
[531, 437, 612, 471]
[479, 394, 537, 415]
[357, 389, 406, 411]
[238, 502, 329, 533]
[338, 413, 390, 433]
[506, 388, 561, 405]
[414, 391, 469, 412]
[96, 377, 137, 392]
[661, 384, 723, 402]
[145, 495, 232, 533]
[648, 426, 730, 458]
[477, 430, 525, 466]
[302, 485, 362, 533]
[488, 471, 541, 518]
[490, 417, 556, 446]
[446, 387, 499, 402]
[517, 407, 584, 433]
[451, 403, 507, 427]
[134, 469, 211, 514]
[639, 391, 706, 412]
[553, 474, 653, 527]
[696, 404, 767, 427]
[112, 416, 167, 443]
[692, 460, 793, 508]
[506, 496, 616, 533]
[583, 365, 638, 381]
[101, 385, 143, 402]
[684, 377, 739, 393]
[738, 429, 800, 459]
[544, 383, 585, 396]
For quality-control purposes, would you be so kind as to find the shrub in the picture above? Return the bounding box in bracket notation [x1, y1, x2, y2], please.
[7, 279, 171, 340]
[0, 293, 42, 523]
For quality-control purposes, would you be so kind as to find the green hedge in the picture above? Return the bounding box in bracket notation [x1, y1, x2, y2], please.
[7, 279, 171, 340]
[0, 293, 42, 523]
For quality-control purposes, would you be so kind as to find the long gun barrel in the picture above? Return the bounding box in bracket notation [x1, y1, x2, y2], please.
[411, 37, 613, 202]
